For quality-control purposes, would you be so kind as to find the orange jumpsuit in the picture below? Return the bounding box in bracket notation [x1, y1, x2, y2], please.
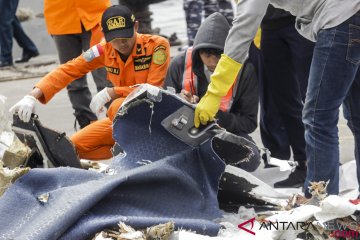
[35, 33, 170, 160]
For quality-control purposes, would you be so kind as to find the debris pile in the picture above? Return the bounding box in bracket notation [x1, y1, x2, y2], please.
[0, 162, 30, 196]
[93, 222, 175, 240]
[0, 95, 31, 196]
[0, 95, 31, 169]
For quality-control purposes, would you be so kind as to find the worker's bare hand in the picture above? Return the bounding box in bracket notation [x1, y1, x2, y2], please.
[179, 89, 199, 104]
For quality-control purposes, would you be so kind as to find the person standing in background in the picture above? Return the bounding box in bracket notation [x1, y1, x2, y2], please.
[119, 0, 182, 46]
[0, 0, 39, 67]
[119, 0, 166, 34]
[43, 0, 113, 129]
[184, 0, 234, 46]
[259, 6, 314, 188]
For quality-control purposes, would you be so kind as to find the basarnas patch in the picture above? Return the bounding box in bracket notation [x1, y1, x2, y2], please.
[153, 45, 167, 65]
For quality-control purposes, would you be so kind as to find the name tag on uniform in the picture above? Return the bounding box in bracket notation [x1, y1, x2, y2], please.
[106, 66, 120, 75]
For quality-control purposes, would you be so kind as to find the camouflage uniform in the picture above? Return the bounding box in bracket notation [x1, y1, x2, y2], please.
[184, 0, 234, 46]
[119, 0, 166, 34]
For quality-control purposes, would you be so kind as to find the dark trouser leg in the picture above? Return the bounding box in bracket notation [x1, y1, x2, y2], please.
[261, 25, 313, 163]
[183, 0, 204, 46]
[343, 70, 360, 194]
[12, 16, 38, 55]
[282, 25, 314, 163]
[0, 0, 18, 62]
[260, 28, 291, 160]
[120, 0, 153, 34]
[218, 0, 233, 25]
[303, 14, 360, 196]
[52, 33, 97, 127]
[203, 0, 219, 18]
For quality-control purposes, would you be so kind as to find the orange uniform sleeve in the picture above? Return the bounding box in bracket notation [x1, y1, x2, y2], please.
[145, 38, 170, 87]
[35, 54, 105, 104]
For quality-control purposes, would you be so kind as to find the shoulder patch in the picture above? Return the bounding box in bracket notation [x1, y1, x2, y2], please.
[153, 45, 167, 65]
[83, 43, 105, 62]
[154, 45, 167, 52]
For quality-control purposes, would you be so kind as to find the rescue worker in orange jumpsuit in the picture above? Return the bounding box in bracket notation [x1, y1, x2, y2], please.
[10, 5, 170, 160]
[44, 0, 113, 129]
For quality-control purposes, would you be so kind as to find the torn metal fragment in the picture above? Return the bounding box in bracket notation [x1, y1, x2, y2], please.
[117, 222, 146, 240]
[284, 194, 311, 210]
[93, 231, 113, 240]
[2, 136, 31, 169]
[119, 231, 145, 240]
[38, 193, 50, 204]
[0, 162, 30, 196]
[145, 222, 175, 240]
[308, 181, 329, 201]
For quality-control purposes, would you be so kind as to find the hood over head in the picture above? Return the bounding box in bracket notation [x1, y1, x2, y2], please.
[192, 13, 230, 76]
[193, 12, 230, 55]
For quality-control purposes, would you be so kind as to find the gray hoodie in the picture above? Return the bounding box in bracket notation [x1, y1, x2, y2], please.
[225, 0, 360, 63]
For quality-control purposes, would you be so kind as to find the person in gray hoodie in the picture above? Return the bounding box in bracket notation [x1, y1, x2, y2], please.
[194, 0, 360, 197]
[165, 12, 259, 137]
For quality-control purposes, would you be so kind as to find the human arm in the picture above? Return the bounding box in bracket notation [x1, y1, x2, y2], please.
[35, 46, 105, 104]
[194, 0, 269, 127]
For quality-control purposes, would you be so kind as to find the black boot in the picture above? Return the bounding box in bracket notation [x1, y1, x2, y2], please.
[274, 164, 307, 188]
[0, 60, 13, 67]
[15, 51, 39, 63]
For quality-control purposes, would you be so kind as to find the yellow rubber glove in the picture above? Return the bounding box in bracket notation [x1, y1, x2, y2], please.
[194, 54, 242, 127]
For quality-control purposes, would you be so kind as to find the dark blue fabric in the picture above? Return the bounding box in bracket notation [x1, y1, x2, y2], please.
[111, 92, 189, 170]
[0, 90, 225, 240]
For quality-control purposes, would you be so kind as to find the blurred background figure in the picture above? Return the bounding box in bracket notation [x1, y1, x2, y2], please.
[259, 6, 314, 188]
[119, 0, 165, 34]
[119, 0, 182, 46]
[43, 0, 113, 129]
[0, 0, 39, 67]
[183, 0, 234, 46]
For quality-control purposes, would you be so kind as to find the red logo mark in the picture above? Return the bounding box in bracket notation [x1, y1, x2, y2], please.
[238, 217, 256, 235]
